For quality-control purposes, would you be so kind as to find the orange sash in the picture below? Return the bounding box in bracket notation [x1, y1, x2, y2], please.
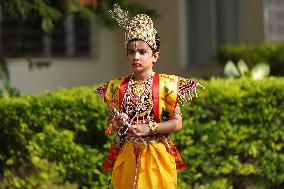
[153, 73, 180, 122]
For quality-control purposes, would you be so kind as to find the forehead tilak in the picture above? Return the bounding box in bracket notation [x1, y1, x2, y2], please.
[134, 41, 138, 51]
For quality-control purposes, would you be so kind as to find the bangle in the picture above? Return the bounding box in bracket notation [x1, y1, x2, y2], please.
[148, 121, 158, 134]
[174, 112, 182, 117]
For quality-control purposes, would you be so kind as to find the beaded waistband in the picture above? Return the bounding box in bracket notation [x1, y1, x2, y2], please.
[121, 134, 165, 145]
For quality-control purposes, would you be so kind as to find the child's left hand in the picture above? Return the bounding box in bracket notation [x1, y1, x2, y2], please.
[130, 124, 151, 136]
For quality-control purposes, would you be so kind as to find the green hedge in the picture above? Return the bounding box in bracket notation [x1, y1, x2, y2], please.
[0, 78, 283, 189]
[176, 77, 284, 189]
[217, 43, 284, 76]
[0, 88, 110, 188]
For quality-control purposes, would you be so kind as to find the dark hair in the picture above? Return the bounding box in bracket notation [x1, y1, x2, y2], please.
[153, 34, 161, 53]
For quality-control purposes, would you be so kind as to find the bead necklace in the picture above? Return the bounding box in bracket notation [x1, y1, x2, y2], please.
[122, 71, 155, 124]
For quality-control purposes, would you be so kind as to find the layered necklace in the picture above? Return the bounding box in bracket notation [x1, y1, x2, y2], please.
[122, 71, 155, 124]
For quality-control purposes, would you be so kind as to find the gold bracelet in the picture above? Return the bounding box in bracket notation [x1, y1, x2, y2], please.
[174, 112, 183, 117]
[148, 121, 158, 134]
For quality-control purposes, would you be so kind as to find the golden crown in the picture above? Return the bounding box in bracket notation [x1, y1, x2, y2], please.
[110, 4, 157, 49]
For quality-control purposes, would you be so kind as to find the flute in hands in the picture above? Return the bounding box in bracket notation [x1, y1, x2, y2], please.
[110, 107, 147, 145]
[110, 107, 132, 135]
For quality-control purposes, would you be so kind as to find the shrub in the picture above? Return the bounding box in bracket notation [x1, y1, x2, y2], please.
[217, 43, 284, 76]
[0, 87, 110, 188]
[175, 77, 284, 189]
[0, 78, 283, 188]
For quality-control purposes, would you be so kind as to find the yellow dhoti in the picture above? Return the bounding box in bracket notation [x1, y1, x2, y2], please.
[112, 142, 177, 189]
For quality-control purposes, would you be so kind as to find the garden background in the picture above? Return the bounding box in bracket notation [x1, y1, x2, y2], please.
[0, 0, 283, 189]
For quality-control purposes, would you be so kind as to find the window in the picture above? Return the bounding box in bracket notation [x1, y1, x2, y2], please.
[263, 0, 284, 42]
[0, 12, 93, 57]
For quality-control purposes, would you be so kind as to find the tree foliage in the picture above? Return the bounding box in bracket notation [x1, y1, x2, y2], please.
[0, 0, 158, 33]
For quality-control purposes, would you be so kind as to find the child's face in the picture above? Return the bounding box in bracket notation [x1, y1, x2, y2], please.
[127, 40, 159, 74]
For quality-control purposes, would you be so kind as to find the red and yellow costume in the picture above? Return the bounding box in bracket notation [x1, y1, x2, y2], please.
[96, 73, 198, 189]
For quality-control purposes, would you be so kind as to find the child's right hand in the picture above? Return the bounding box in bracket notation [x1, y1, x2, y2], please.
[114, 113, 129, 129]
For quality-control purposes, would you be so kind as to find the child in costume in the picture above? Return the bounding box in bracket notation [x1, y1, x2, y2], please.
[96, 4, 204, 189]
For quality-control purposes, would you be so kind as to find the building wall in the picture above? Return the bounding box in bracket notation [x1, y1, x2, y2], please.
[7, 26, 121, 93]
[5, 0, 265, 93]
[237, 0, 264, 44]
[187, 0, 217, 67]
[186, 0, 265, 78]
[217, 0, 264, 45]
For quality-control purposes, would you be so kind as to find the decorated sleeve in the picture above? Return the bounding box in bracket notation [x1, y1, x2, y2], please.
[95, 82, 109, 98]
[179, 77, 204, 104]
